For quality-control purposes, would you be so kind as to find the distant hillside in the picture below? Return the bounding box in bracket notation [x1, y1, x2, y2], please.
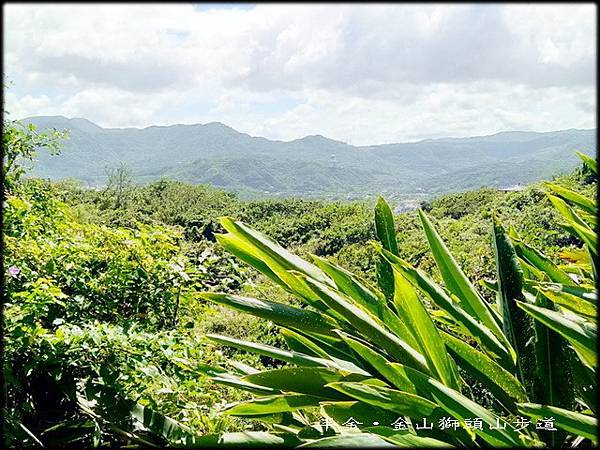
[23, 116, 596, 200]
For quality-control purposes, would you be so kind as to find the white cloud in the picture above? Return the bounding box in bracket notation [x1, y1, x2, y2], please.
[240, 83, 596, 144]
[3, 3, 596, 144]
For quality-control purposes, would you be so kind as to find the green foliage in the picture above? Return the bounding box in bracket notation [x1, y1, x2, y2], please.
[4, 181, 195, 329]
[2, 135, 252, 446]
[4, 112, 597, 447]
[2, 116, 67, 191]
[23, 115, 596, 199]
[196, 158, 596, 447]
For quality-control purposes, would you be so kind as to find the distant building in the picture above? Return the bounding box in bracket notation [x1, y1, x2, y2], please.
[329, 154, 337, 169]
[497, 184, 524, 192]
[394, 200, 421, 214]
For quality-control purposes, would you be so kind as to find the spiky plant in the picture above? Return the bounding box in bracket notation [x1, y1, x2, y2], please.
[189, 153, 597, 447]
[76, 154, 595, 447]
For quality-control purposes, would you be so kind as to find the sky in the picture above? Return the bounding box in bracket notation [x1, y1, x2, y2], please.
[3, 3, 597, 145]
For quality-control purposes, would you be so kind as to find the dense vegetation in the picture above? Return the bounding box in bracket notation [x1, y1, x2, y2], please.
[2, 118, 597, 447]
[24, 115, 596, 200]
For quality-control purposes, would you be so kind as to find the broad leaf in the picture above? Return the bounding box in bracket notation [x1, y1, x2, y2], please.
[442, 332, 527, 410]
[374, 197, 400, 301]
[393, 270, 460, 389]
[492, 215, 535, 387]
[418, 209, 504, 337]
[516, 302, 597, 368]
[199, 293, 337, 336]
[224, 394, 322, 416]
[381, 249, 513, 368]
[517, 403, 597, 443]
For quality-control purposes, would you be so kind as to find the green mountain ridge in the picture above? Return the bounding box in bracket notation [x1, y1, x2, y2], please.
[23, 115, 596, 200]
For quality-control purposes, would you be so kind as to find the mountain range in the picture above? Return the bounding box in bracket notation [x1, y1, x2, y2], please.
[22, 116, 596, 200]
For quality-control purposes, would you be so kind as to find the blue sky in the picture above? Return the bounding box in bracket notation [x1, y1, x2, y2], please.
[4, 3, 596, 144]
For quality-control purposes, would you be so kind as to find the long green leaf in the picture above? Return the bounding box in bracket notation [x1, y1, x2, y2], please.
[548, 196, 597, 256]
[530, 293, 574, 447]
[220, 217, 332, 285]
[312, 255, 386, 318]
[280, 328, 353, 363]
[374, 197, 399, 256]
[374, 197, 399, 301]
[285, 329, 363, 367]
[513, 238, 575, 285]
[328, 355, 522, 447]
[336, 331, 422, 395]
[210, 372, 282, 396]
[370, 427, 454, 447]
[535, 286, 597, 320]
[426, 379, 524, 447]
[418, 209, 504, 338]
[492, 215, 536, 387]
[569, 352, 597, 413]
[243, 368, 365, 400]
[576, 151, 597, 174]
[217, 219, 345, 319]
[320, 401, 398, 431]
[381, 249, 513, 368]
[215, 233, 322, 307]
[206, 334, 369, 375]
[517, 403, 597, 442]
[298, 433, 396, 448]
[544, 182, 596, 215]
[224, 394, 322, 416]
[312, 255, 421, 350]
[199, 293, 336, 336]
[567, 221, 598, 257]
[516, 301, 597, 368]
[326, 382, 440, 418]
[216, 233, 285, 288]
[442, 332, 528, 410]
[531, 281, 596, 303]
[392, 270, 460, 389]
[302, 277, 430, 374]
[339, 329, 520, 445]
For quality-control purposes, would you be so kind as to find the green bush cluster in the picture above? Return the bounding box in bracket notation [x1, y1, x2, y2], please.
[2, 116, 596, 447]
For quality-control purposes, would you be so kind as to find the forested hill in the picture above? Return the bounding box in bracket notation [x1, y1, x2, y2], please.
[24, 115, 596, 199]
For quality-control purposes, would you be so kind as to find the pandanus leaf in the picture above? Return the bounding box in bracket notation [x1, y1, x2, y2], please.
[492, 215, 536, 388]
[381, 249, 514, 369]
[515, 302, 597, 369]
[392, 270, 460, 389]
[374, 197, 400, 301]
[418, 209, 504, 337]
[517, 403, 597, 443]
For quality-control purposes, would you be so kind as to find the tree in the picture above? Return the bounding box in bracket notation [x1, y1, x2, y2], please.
[2, 116, 67, 192]
[102, 163, 133, 210]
